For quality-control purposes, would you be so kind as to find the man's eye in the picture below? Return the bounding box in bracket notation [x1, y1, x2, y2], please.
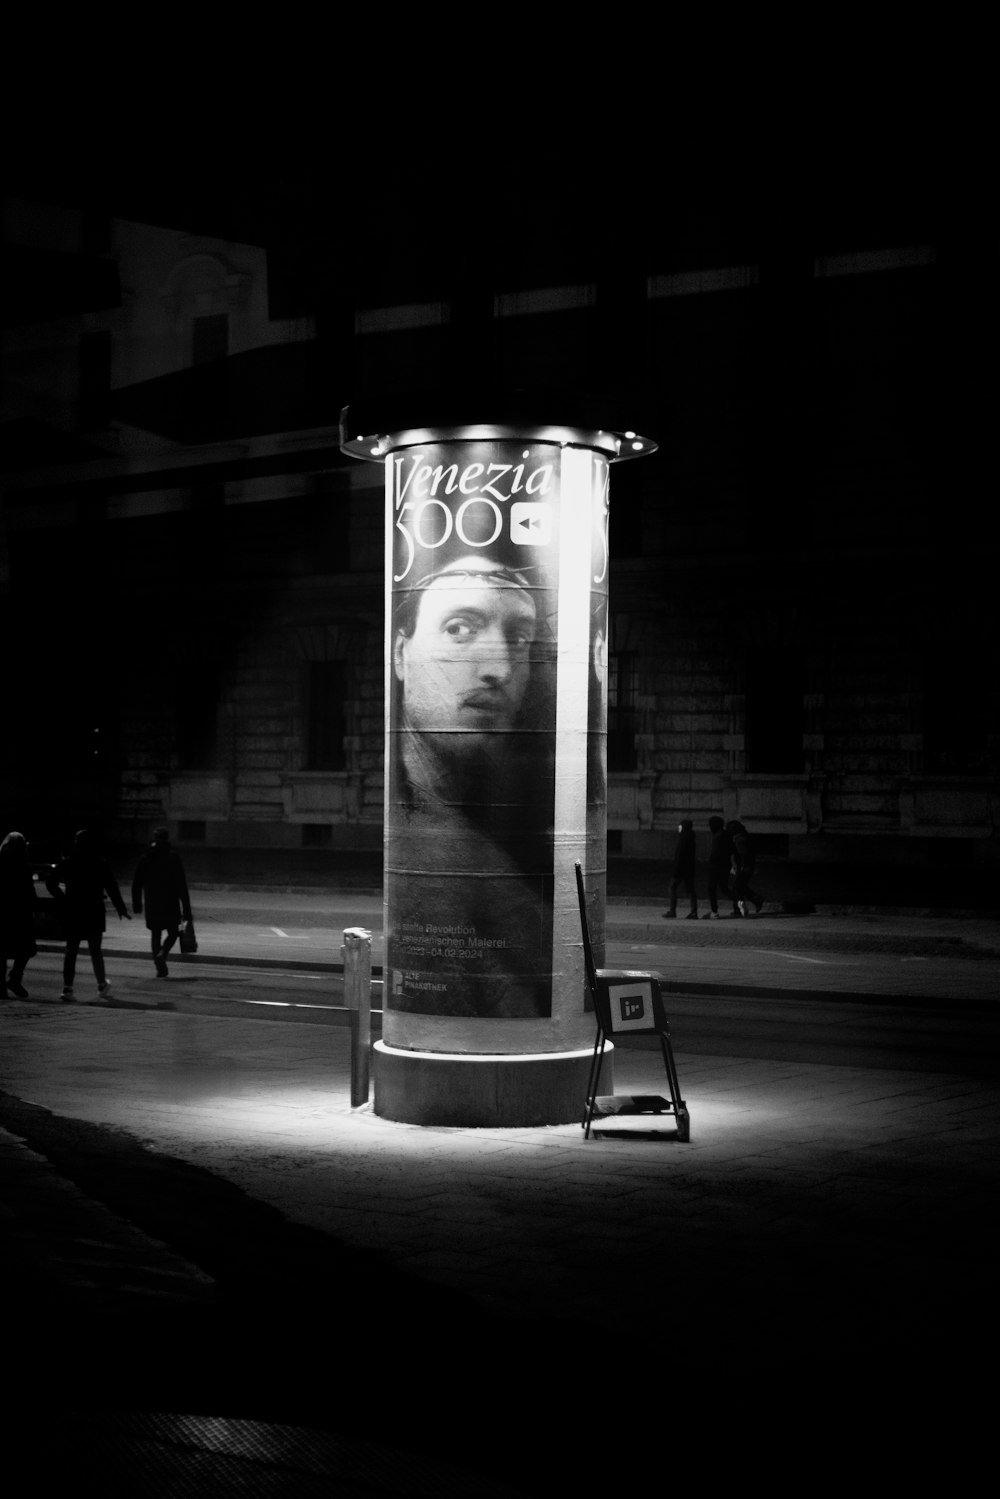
[444, 620, 476, 641]
[509, 631, 533, 648]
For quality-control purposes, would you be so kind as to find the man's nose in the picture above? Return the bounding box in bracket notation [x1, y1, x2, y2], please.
[474, 627, 514, 684]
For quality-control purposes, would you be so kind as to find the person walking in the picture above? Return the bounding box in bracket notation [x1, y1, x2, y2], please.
[131, 828, 192, 978]
[728, 820, 764, 917]
[45, 829, 130, 1000]
[702, 816, 736, 919]
[1, 831, 38, 998]
[663, 818, 698, 919]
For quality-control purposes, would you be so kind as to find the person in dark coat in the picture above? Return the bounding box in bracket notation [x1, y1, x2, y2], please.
[702, 815, 738, 919]
[663, 818, 698, 918]
[45, 829, 130, 1000]
[1, 831, 38, 998]
[131, 828, 192, 978]
[727, 820, 763, 917]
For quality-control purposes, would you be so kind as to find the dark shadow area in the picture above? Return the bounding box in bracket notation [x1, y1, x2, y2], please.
[0, 1082, 993, 1487]
[0, 1090, 591, 1496]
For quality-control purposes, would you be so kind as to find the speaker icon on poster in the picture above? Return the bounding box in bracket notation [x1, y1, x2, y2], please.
[510, 503, 552, 546]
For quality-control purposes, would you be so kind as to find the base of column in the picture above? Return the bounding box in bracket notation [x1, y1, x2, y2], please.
[372, 1041, 614, 1128]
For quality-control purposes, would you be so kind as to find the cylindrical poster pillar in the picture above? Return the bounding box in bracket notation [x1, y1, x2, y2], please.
[341, 407, 656, 1125]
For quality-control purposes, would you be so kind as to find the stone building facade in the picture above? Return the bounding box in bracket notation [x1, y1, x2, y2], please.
[2, 194, 995, 868]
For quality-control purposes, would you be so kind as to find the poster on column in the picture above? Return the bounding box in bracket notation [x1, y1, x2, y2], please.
[386, 440, 567, 1018]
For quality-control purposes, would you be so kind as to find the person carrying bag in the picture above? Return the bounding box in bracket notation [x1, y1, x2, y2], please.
[131, 828, 193, 977]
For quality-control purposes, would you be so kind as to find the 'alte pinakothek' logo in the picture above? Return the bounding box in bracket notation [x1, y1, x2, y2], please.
[392, 449, 556, 581]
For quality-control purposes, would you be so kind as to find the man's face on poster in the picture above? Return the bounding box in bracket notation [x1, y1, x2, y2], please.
[394, 558, 538, 749]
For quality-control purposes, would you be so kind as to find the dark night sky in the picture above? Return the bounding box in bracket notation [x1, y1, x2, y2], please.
[4, 56, 946, 283]
[3, 79, 956, 478]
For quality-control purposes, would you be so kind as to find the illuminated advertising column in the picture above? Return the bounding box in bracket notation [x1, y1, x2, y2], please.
[341, 408, 656, 1125]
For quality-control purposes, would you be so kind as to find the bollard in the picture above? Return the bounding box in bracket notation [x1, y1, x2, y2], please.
[342, 927, 372, 1107]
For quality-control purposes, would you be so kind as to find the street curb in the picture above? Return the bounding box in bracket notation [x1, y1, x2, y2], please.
[142, 883, 1000, 921]
[27, 942, 999, 1017]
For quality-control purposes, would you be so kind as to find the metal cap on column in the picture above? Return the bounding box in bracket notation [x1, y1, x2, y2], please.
[341, 395, 656, 1126]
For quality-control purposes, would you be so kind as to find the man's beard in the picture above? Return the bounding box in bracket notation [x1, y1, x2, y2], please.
[401, 727, 521, 811]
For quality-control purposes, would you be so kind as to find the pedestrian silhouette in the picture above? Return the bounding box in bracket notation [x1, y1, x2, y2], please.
[1, 831, 38, 998]
[45, 829, 130, 1000]
[663, 818, 698, 918]
[727, 820, 764, 917]
[703, 816, 738, 919]
[132, 828, 192, 978]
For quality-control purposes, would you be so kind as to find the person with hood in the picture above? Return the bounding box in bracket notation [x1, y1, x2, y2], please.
[45, 829, 130, 1000]
[663, 818, 698, 919]
[1, 831, 38, 998]
[132, 828, 192, 978]
[727, 820, 764, 917]
[702, 816, 738, 919]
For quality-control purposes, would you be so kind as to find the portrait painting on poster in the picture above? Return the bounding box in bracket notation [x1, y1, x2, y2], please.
[386, 441, 562, 1019]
